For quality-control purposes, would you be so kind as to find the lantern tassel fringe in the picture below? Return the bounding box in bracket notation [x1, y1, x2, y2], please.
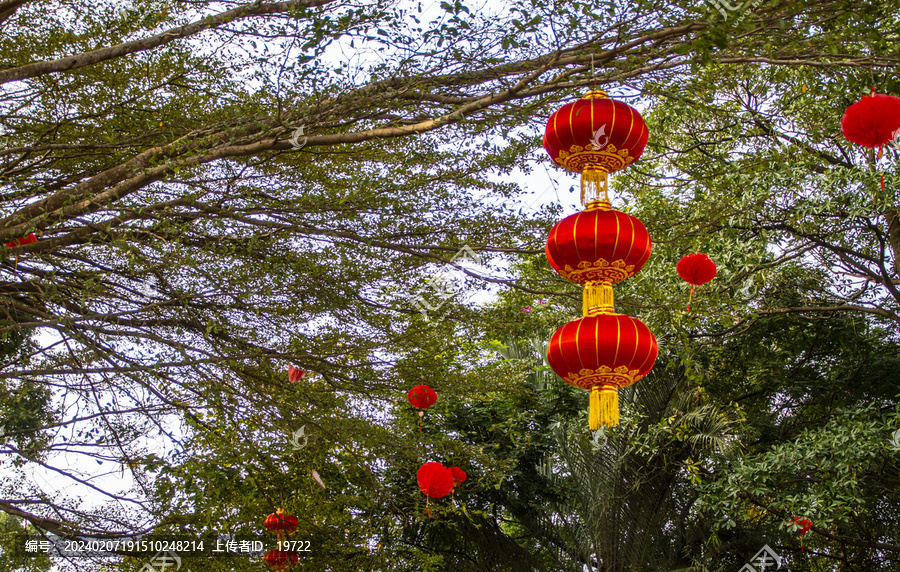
[590, 387, 619, 429]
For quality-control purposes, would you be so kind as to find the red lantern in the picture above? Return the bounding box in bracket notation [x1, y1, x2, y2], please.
[287, 366, 306, 383]
[841, 92, 900, 148]
[676, 253, 717, 312]
[262, 550, 299, 572]
[449, 466, 467, 487]
[544, 91, 649, 206]
[676, 253, 717, 285]
[5, 233, 36, 248]
[547, 311, 658, 428]
[264, 508, 299, 536]
[545, 206, 652, 286]
[790, 517, 813, 551]
[417, 462, 454, 499]
[407, 384, 437, 410]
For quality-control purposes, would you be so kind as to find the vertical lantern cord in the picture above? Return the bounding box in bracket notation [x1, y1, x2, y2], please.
[590, 387, 620, 429]
[686, 284, 695, 313]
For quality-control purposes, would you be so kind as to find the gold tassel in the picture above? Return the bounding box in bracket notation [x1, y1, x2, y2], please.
[583, 281, 614, 317]
[589, 387, 601, 430]
[590, 386, 620, 429]
[601, 388, 619, 426]
[581, 165, 610, 209]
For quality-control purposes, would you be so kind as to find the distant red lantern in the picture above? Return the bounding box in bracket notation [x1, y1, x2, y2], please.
[841, 91, 900, 148]
[677, 253, 717, 313]
[790, 517, 813, 551]
[407, 384, 437, 410]
[5, 233, 36, 248]
[676, 253, 717, 285]
[264, 508, 299, 536]
[262, 550, 299, 572]
[417, 462, 454, 499]
[449, 466, 467, 487]
[287, 366, 306, 383]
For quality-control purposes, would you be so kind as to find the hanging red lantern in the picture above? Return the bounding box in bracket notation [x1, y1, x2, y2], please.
[676, 253, 717, 285]
[546, 204, 652, 282]
[407, 384, 437, 410]
[543, 88, 657, 429]
[449, 466, 467, 488]
[287, 366, 306, 383]
[676, 253, 717, 312]
[262, 550, 299, 572]
[547, 306, 658, 429]
[790, 517, 812, 551]
[264, 508, 299, 537]
[544, 91, 649, 206]
[841, 91, 900, 148]
[417, 462, 454, 499]
[4, 233, 36, 248]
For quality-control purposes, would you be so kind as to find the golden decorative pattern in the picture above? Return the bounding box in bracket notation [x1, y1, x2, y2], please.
[562, 365, 644, 391]
[554, 143, 635, 173]
[560, 258, 636, 284]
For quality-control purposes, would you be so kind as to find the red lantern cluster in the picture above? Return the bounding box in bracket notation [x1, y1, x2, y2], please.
[262, 508, 299, 571]
[263, 550, 299, 572]
[543, 90, 658, 429]
[417, 462, 466, 500]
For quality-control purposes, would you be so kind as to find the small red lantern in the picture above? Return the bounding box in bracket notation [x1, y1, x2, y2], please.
[676, 253, 717, 286]
[407, 384, 437, 411]
[547, 311, 658, 428]
[544, 91, 649, 206]
[262, 550, 299, 572]
[5, 233, 36, 248]
[841, 91, 900, 148]
[417, 462, 454, 499]
[287, 366, 306, 383]
[676, 253, 717, 312]
[790, 517, 813, 551]
[449, 466, 467, 487]
[264, 508, 299, 536]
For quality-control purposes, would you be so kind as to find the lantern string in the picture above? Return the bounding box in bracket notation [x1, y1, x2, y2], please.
[686, 285, 695, 313]
[591, 53, 595, 90]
